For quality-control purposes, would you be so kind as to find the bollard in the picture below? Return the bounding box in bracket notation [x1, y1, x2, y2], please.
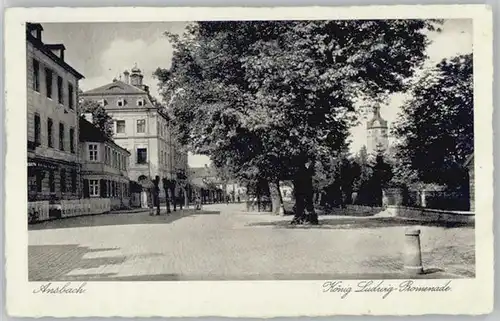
[404, 228, 424, 275]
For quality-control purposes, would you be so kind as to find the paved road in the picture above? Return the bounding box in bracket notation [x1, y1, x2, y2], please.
[29, 203, 475, 281]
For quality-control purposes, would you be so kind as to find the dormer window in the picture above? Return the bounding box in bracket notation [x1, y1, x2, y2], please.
[117, 98, 125, 107]
[137, 98, 144, 107]
[98, 99, 105, 107]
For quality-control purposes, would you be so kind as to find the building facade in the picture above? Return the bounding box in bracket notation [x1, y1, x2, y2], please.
[81, 66, 188, 207]
[27, 23, 84, 202]
[366, 105, 389, 157]
[189, 165, 224, 204]
[79, 117, 131, 209]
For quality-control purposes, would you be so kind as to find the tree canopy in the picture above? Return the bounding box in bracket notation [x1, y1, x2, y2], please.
[393, 53, 473, 187]
[79, 96, 114, 137]
[155, 20, 438, 223]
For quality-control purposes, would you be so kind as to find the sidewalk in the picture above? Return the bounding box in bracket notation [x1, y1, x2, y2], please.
[110, 205, 196, 215]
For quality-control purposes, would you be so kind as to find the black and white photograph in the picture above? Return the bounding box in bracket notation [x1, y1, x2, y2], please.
[5, 5, 493, 317]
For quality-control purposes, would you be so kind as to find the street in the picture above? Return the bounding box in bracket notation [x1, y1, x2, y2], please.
[28, 203, 475, 281]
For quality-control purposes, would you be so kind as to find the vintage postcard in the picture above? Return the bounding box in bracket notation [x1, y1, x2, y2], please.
[4, 5, 493, 317]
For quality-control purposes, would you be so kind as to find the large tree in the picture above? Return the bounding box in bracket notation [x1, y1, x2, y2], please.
[393, 54, 473, 187]
[156, 20, 437, 224]
[79, 94, 114, 137]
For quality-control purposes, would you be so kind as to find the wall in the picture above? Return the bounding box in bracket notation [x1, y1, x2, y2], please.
[385, 205, 474, 224]
[27, 41, 81, 201]
[383, 187, 470, 211]
[27, 43, 80, 163]
[82, 87, 189, 186]
[79, 141, 129, 177]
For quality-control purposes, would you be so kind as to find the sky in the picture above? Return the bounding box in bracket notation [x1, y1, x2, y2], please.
[41, 19, 472, 167]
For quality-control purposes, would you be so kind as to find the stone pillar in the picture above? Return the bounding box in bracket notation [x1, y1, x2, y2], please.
[420, 190, 427, 208]
[404, 228, 424, 275]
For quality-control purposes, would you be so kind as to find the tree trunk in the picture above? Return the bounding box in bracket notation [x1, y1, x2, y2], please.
[303, 173, 318, 224]
[183, 186, 189, 208]
[278, 182, 285, 215]
[162, 179, 171, 214]
[170, 183, 177, 211]
[291, 177, 305, 224]
[291, 166, 318, 225]
[269, 180, 281, 215]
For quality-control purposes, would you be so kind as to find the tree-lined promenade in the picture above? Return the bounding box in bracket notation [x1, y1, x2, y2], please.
[153, 20, 473, 224]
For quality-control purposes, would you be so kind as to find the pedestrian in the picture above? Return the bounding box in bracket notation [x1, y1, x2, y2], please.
[195, 194, 202, 210]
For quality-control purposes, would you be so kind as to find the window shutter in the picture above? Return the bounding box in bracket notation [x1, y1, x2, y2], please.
[83, 179, 90, 198]
[100, 180, 106, 197]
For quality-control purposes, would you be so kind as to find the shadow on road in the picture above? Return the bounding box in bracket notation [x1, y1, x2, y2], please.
[29, 244, 126, 281]
[29, 209, 220, 231]
[246, 217, 474, 229]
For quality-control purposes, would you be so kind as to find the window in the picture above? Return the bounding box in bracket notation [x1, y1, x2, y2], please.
[45, 68, 53, 98]
[34, 114, 41, 146]
[88, 143, 98, 161]
[117, 98, 124, 107]
[117, 153, 121, 169]
[60, 169, 66, 193]
[71, 170, 77, 193]
[57, 76, 63, 104]
[59, 123, 65, 150]
[137, 119, 146, 133]
[137, 98, 144, 107]
[68, 83, 74, 109]
[137, 148, 147, 164]
[49, 171, 55, 193]
[116, 120, 125, 133]
[32, 59, 40, 92]
[36, 171, 43, 192]
[47, 118, 53, 147]
[89, 179, 99, 197]
[69, 127, 75, 153]
[104, 146, 109, 165]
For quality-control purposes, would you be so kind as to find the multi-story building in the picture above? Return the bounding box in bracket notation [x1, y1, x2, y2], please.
[27, 23, 84, 202]
[79, 117, 131, 209]
[366, 105, 389, 157]
[81, 66, 188, 207]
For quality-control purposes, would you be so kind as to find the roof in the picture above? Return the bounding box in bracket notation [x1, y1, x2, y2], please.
[26, 25, 84, 80]
[367, 107, 388, 129]
[81, 80, 148, 96]
[79, 118, 130, 155]
[190, 177, 209, 189]
[27, 23, 43, 31]
[45, 43, 66, 51]
[190, 166, 217, 179]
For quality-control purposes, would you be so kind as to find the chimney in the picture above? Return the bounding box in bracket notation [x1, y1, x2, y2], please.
[27, 23, 44, 42]
[123, 70, 130, 84]
[45, 44, 66, 61]
[84, 113, 93, 124]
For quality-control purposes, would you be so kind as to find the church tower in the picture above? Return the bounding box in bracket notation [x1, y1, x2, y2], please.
[129, 64, 149, 93]
[367, 105, 389, 156]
